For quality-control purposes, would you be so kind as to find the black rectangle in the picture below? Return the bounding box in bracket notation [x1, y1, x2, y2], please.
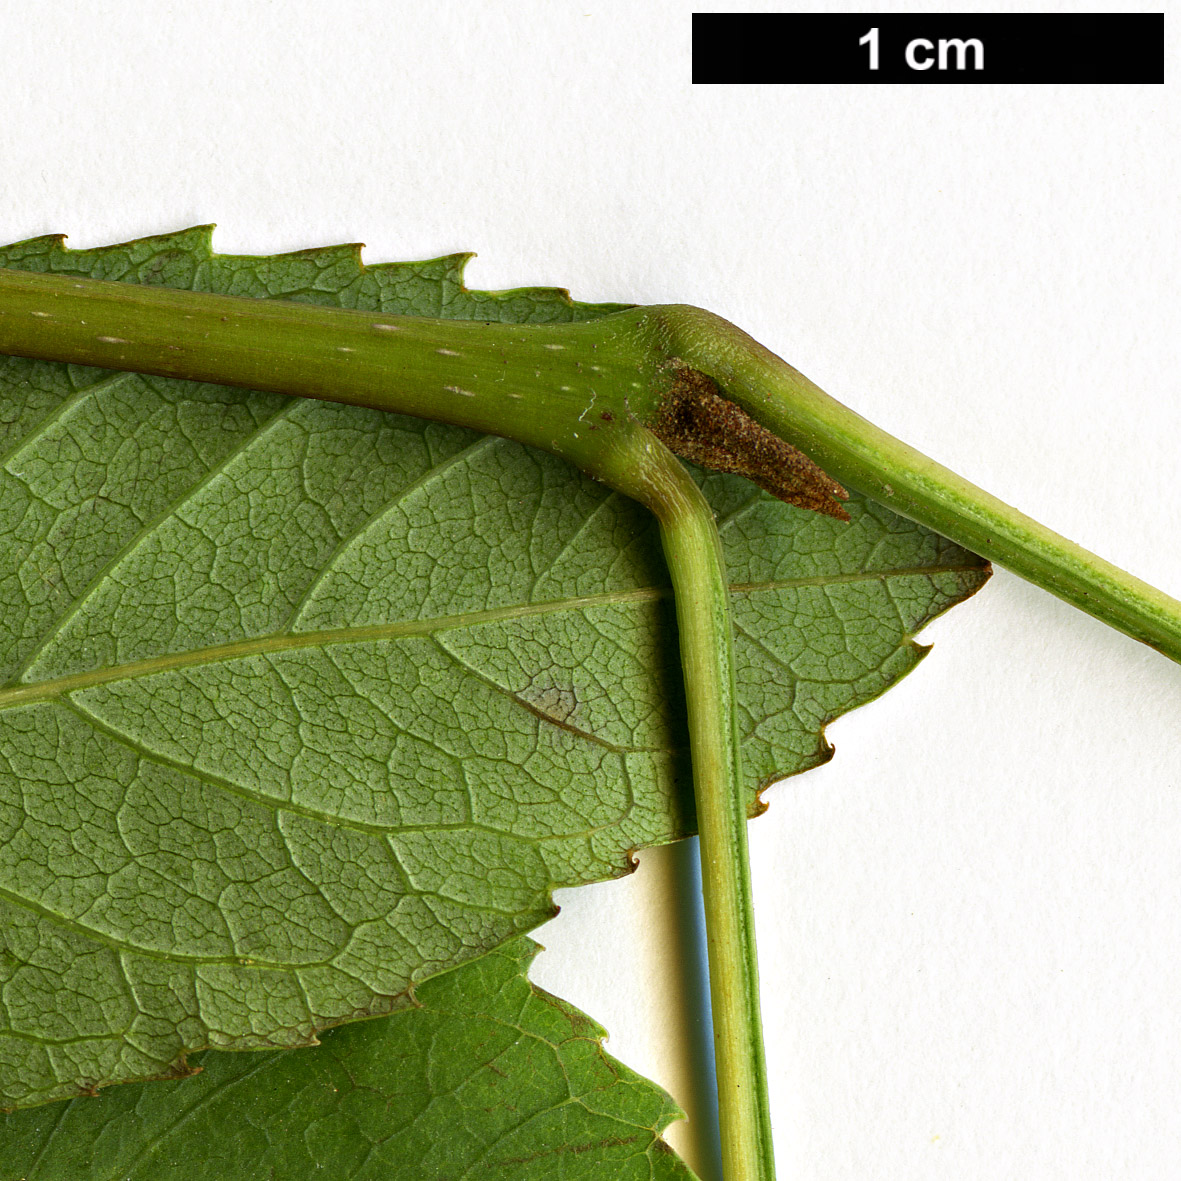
[692, 14, 1164, 84]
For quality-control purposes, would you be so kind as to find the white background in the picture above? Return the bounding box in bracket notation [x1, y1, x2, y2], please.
[2, 3, 1179, 1178]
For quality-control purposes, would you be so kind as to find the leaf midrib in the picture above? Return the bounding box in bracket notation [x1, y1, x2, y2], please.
[0, 563, 985, 710]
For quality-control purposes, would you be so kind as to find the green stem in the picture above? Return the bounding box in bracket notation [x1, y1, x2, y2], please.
[648, 304, 1181, 665]
[0, 268, 664, 486]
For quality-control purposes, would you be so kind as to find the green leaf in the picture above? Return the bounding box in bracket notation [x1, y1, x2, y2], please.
[0, 229, 989, 1107]
[0, 936, 696, 1180]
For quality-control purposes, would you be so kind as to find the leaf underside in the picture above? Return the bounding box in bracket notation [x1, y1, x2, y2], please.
[0, 936, 695, 1180]
[0, 228, 989, 1107]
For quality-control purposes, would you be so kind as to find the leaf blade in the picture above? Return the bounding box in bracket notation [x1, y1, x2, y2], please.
[0, 937, 697, 1180]
[0, 230, 989, 1105]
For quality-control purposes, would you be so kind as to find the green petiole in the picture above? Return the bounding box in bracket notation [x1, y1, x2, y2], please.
[606, 432, 776, 1181]
[0, 266, 1178, 1181]
[649, 458, 776, 1181]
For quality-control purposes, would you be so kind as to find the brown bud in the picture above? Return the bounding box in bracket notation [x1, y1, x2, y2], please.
[650, 366, 850, 520]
